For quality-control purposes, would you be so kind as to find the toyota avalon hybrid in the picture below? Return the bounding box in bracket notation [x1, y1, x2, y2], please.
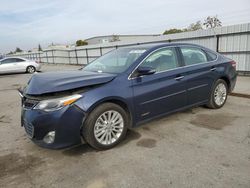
[19, 43, 237, 150]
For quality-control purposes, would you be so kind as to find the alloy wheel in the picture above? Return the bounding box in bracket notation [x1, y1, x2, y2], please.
[214, 83, 227, 106]
[94, 110, 124, 145]
[27, 66, 35, 73]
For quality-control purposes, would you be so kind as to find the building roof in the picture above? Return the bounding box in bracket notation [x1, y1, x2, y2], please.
[85, 34, 161, 41]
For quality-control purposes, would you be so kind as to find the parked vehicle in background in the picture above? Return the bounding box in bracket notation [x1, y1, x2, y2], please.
[19, 43, 237, 150]
[0, 57, 41, 74]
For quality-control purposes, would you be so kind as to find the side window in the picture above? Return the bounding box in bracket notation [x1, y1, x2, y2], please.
[140, 48, 178, 72]
[180, 47, 208, 66]
[1, 59, 13, 64]
[15, 58, 25, 62]
[1, 59, 7, 64]
[206, 51, 217, 61]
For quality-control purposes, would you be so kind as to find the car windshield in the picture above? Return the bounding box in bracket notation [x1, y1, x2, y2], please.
[83, 48, 147, 74]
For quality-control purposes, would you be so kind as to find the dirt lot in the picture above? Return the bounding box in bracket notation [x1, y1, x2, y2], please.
[0, 64, 250, 188]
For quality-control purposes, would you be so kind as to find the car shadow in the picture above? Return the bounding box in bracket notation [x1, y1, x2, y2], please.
[0, 72, 24, 76]
[62, 130, 142, 156]
[116, 130, 141, 148]
[0, 72, 42, 77]
[62, 144, 95, 156]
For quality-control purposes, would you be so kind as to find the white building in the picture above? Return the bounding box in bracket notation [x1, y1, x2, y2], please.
[85, 34, 161, 45]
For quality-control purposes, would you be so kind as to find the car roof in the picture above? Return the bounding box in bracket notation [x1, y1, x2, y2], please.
[120, 42, 207, 50]
[1, 57, 28, 61]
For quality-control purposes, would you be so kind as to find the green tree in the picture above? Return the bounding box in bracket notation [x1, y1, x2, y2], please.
[7, 51, 13, 55]
[15, 47, 22, 53]
[76, 40, 88, 46]
[110, 35, 120, 42]
[163, 16, 222, 34]
[203, 16, 222, 28]
[163, 28, 183, 35]
[38, 44, 42, 51]
[187, 21, 203, 31]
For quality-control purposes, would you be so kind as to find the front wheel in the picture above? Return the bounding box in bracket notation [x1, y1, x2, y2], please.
[207, 79, 228, 109]
[82, 103, 129, 150]
[26, 66, 36, 73]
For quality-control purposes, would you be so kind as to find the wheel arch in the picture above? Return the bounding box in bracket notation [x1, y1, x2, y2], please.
[219, 76, 231, 91]
[86, 97, 133, 128]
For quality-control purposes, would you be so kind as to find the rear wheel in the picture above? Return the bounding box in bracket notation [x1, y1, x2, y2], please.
[207, 79, 228, 109]
[82, 103, 128, 150]
[26, 66, 36, 73]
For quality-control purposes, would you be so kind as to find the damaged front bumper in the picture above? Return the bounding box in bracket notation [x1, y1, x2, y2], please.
[20, 92, 86, 149]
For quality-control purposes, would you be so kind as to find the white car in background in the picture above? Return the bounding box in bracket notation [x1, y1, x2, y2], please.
[0, 57, 41, 74]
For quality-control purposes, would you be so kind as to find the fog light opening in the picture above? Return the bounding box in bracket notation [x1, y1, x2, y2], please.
[43, 131, 55, 144]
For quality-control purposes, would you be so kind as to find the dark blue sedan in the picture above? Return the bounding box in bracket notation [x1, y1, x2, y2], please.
[19, 43, 237, 150]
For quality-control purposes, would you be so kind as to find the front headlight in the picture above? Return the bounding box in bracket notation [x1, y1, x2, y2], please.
[34, 94, 82, 112]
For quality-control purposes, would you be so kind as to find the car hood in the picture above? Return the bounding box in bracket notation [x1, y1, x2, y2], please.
[24, 70, 116, 95]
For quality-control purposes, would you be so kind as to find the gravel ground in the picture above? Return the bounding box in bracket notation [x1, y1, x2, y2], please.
[0, 64, 250, 188]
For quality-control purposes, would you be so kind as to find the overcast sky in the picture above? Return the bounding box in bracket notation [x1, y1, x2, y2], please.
[0, 0, 250, 53]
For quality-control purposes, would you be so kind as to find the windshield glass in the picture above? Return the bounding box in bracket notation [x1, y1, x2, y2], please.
[83, 48, 147, 73]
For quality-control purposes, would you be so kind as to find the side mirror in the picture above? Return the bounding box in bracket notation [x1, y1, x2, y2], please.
[137, 66, 156, 76]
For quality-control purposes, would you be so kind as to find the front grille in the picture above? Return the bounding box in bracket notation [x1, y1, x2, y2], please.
[23, 98, 39, 109]
[23, 121, 34, 138]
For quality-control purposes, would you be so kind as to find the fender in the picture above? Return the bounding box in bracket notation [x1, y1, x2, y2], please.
[76, 96, 135, 128]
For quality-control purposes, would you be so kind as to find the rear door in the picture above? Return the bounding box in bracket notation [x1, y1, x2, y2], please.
[131, 47, 187, 122]
[178, 46, 218, 105]
[13, 58, 26, 72]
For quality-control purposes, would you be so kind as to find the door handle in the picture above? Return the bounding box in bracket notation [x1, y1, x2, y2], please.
[210, 67, 216, 71]
[175, 75, 184, 81]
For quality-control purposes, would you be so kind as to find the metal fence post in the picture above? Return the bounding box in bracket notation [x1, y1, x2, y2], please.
[216, 35, 219, 52]
[68, 51, 71, 64]
[38, 52, 41, 62]
[100, 47, 103, 56]
[75, 49, 79, 65]
[86, 49, 89, 64]
[46, 51, 49, 63]
[52, 50, 55, 64]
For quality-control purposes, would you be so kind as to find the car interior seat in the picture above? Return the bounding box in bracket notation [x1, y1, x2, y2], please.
[154, 55, 176, 72]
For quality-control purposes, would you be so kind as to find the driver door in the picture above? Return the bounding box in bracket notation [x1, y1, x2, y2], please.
[131, 47, 187, 122]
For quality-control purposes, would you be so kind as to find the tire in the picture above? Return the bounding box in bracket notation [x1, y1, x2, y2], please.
[206, 79, 228, 109]
[26, 66, 36, 73]
[82, 103, 129, 150]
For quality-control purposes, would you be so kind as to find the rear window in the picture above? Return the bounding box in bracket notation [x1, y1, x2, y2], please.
[180, 47, 208, 66]
[15, 58, 25, 62]
[206, 51, 217, 61]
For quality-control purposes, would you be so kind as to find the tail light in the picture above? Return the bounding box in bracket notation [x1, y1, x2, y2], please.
[35, 60, 41, 64]
[230, 60, 236, 69]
